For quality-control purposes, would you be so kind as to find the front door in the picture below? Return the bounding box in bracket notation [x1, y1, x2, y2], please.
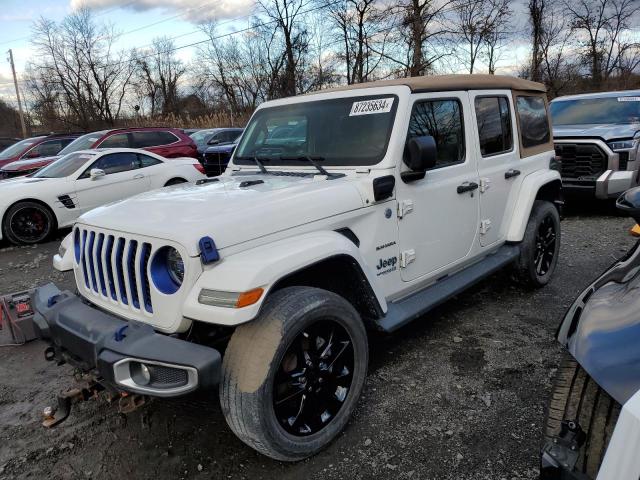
[74, 152, 150, 214]
[469, 91, 521, 247]
[397, 92, 480, 282]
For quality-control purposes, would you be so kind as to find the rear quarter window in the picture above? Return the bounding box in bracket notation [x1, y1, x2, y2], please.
[131, 131, 179, 148]
[516, 96, 550, 148]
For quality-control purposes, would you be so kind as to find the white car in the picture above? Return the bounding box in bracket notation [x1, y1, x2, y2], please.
[0, 148, 205, 245]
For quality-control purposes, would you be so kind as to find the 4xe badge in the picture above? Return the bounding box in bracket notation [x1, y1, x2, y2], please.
[376, 256, 397, 276]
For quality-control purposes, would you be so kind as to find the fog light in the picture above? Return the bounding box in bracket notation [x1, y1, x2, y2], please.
[130, 362, 151, 386]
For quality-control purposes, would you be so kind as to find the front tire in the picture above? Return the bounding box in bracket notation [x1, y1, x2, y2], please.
[220, 287, 368, 461]
[2, 201, 56, 245]
[515, 200, 560, 288]
[543, 353, 621, 478]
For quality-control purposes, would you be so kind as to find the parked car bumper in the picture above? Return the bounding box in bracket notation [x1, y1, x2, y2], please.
[32, 283, 221, 398]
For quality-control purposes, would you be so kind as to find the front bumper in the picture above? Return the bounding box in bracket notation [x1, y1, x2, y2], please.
[32, 283, 221, 397]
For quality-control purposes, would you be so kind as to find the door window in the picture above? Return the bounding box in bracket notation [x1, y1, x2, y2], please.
[407, 99, 465, 169]
[475, 97, 513, 156]
[516, 96, 550, 148]
[80, 152, 139, 178]
[138, 154, 162, 167]
[131, 131, 178, 148]
[99, 133, 130, 148]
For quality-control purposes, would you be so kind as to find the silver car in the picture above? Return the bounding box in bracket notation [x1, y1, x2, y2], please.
[550, 90, 640, 198]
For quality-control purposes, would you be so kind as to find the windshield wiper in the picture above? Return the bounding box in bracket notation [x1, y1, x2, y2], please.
[279, 155, 343, 179]
[252, 156, 269, 174]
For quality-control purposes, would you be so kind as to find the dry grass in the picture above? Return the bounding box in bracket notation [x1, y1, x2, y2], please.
[123, 112, 252, 129]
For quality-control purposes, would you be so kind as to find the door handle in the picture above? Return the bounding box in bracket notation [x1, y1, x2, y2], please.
[504, 169, 521, 179]
[133, 174, 145, 180]
[457, 182, 479, 194]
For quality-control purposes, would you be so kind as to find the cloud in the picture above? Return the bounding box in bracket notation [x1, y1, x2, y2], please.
[69, 0, 255, 23]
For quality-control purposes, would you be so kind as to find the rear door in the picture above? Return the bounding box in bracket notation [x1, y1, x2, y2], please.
[396, 93, 480, 282]
[133, 131, 180, 157]
[74, 152, 150, 213]
[469, 91, 520, 247]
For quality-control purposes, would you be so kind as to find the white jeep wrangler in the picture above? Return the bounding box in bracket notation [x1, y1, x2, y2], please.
[35, 74, 562, 461]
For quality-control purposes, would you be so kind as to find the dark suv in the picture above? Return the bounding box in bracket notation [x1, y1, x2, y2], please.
[0, 133, 80, 171]
[0, 127, 197, 178]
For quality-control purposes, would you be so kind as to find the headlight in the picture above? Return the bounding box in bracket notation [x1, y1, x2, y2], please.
[167, 248, 184, 285]
[150, 246, 184, 294]
[608, 139, 638, 151]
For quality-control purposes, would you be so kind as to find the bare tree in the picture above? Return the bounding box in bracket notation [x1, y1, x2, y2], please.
[452, 0, 512, 74]
[565, 0, 640, 88]
[385, 0, 454, 77]
[258, 0, 309, 96]
[134, 37, 185, 116]
[325, 0, 389, 84]
[27, 8, 135, 129]
[529, 0, 546, 81]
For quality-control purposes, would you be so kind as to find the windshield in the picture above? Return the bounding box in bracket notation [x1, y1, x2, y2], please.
[550, 96, 640, 125]
[0, 137, 45, 160]
[58, 130, 108, 155]
[190, 129, 218, 144]
[234, 95, 398, 166]
[33, 152, 95, 178]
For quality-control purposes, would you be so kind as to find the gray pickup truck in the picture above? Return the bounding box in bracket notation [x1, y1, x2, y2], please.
[550, 90, 640, 198]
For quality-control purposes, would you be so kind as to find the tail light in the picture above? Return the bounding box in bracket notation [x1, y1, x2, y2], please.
[193, 163, 205, 174]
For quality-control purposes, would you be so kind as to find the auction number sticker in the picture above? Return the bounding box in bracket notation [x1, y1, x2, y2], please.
[618, 97, 640, 102]
[350, 98, 394, 116]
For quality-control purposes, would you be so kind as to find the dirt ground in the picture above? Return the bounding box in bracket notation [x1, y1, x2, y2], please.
[0, 201, 635, 480]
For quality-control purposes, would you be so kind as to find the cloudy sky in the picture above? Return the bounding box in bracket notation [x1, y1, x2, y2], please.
[0, 0, 533, 109]
[0, 0, 259, 107]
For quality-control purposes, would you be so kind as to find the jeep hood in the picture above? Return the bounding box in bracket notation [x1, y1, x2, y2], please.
[78, 174, 366, 255]
[553, 123, 640, 141]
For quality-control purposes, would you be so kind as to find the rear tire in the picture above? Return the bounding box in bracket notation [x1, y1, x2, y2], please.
[514, 200, 560, 288]
[220, 287, 368, 461]
[544, 353, 621, 478]
[2, 201, 56, 245]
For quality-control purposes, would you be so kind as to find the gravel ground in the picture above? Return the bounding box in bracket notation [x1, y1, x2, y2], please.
[0, 203, 635, 480]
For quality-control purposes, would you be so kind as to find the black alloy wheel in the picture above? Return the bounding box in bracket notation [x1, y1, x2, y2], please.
[4, 202, 55, 245]
[515, 200, 561, 288]
[534, 215, 557, 276]
[273, 320, 355, 436]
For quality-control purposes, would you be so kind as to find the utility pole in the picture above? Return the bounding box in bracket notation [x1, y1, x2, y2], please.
[7, 49, 27, 138]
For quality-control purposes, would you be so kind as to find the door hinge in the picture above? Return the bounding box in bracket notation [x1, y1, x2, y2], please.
[480, 219, 492, 235]
[397, 200, 414, 219]
[479, 177, 491, 193]
[400, 249, 416, 268]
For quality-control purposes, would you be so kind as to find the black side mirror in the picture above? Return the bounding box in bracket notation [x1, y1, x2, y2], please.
[617, 187, 640, 224]
[402, 136, 437, 182]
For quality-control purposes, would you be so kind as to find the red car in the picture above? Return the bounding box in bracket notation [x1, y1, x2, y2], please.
[0, 127, 197, 178]
[0, 133, 80, 170]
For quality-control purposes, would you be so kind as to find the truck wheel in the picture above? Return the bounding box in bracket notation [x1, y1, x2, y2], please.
[2, 201, 56, 245]
[544, 353, 621, 478]
[220, 287, 368, 461]
[515, 200, 560, 288]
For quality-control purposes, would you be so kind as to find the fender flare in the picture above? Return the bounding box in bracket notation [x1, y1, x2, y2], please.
[557, 241, 640, 405]
[506, 170, 561, 242]
[182, 230, 387, 326]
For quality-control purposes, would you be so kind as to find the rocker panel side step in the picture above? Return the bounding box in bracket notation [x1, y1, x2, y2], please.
[377, 244, 520, 332]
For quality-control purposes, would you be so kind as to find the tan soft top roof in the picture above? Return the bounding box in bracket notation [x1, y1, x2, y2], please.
[310, 74, 546, 94]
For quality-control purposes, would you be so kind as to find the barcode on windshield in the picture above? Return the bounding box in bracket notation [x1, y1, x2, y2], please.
[350, 98, 394, 116]
[618, 97, 640, 102]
